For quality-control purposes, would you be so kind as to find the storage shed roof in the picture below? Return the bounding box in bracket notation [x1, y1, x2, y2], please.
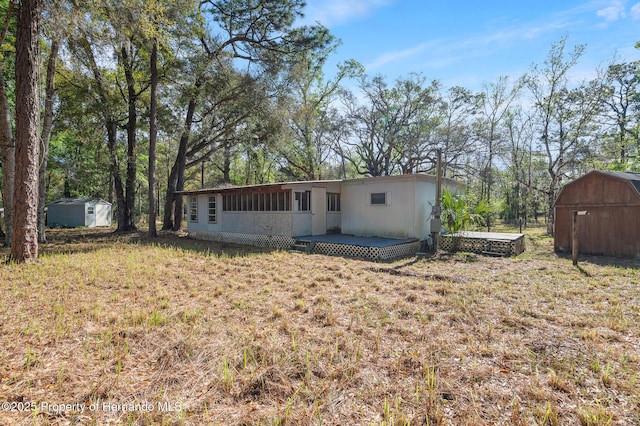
[598, 171, 640, 195]
[48, 198, 112, 206]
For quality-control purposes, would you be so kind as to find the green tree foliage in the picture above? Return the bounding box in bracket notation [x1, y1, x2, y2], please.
[524, 37, 605, 234]
[277, 44, 362, 181]
[46, 131, 111, 200]
[341, 73, 445, 176]
[600, 61, 640, 168]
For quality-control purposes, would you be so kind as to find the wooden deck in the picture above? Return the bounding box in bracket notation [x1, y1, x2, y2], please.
[441, 231, 525, 256]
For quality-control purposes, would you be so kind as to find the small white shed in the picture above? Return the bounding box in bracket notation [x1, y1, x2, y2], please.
[47, 198, 112, 228]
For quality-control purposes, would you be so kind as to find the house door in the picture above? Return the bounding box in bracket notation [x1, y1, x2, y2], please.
[311, 187, 327, 236]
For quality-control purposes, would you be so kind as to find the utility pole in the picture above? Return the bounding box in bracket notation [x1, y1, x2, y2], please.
[431, 148, 442, 253]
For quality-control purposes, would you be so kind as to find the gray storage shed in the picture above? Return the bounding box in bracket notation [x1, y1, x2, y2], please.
[47, 198, 112, 228]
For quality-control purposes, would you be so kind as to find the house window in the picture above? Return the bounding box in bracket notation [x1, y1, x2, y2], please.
[208, 196, 216, 223]
[222, 191, 291, 212]
[294, 191, 311, 211]
[370, 192, 386, 205]
[87, 206, 95, 215]
[189, 196, 198, 222]
[327, 193, 340, 212]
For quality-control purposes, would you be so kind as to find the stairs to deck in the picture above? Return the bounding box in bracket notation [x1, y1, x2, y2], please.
[290, 240, 316, 254]
[482, 239, 510, 257]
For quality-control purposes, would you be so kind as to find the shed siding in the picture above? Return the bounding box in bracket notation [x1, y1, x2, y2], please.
[554, 171, 640, 259]
[85, 204, 96, 227]
[555, 173, 639, 206]
[48, 205, 86, 227]
[95, 203, 112, 226]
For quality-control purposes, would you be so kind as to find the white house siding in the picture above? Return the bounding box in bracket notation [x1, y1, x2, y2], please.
[185, 195, 218, 234]
[291, 212, 312, 236]
[189, 193, 297, 236]
[341, 176, 418, 239]
[415, 179, 438, 237]
[284, 181, 342, 236]
[326, 212, 341, 233]
[223, 211, 293, 235]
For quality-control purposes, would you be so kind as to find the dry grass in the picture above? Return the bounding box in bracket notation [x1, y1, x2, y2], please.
[0, 226, 638, 425]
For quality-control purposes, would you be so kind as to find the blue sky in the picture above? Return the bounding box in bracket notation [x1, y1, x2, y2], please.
[299, 0, 640, 90]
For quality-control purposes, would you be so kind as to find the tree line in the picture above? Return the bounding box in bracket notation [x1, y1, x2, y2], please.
[0, 0, 638, 262]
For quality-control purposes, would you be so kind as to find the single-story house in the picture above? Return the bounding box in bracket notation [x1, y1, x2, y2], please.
[554, 170, 640, 259]
[47, 198, 112, 228]
[179, 174, 462, 257]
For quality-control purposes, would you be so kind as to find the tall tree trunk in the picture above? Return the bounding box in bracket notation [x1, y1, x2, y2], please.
[11, 0, 42, 262]
[163, 88, 198, 231]
[0, 2, 14, 247]
[546, 172, 558, 236]
[37, 38, 60, 243]
[173, 152, 187, 231]
[222, 139, 231, 183]
[0, 62, 14, 247]
[107, 119, 126, 229]
[121, 44, 138, 232]
[148, 37, 158, 237]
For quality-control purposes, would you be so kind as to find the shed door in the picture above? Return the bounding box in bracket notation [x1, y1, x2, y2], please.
[311, 187, 327, 236]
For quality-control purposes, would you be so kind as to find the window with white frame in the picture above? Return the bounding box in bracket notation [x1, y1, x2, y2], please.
[87, 206, 95, 215]
[327, 193, 340, 212]
[189, 196, 198, 222]
[294, 191, 311, 211]
[208, 196, 216, 223]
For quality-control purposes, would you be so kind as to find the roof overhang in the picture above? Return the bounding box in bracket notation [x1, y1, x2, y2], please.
[177, 180, 343, 196]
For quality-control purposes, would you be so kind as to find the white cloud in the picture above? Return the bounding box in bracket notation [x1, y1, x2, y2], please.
[365, 16, 572, 73]
[596, 0, 626, 21]
[630, 2, 640, 19]
[365, 42, 431, 70]
[302, 0, 393, 26]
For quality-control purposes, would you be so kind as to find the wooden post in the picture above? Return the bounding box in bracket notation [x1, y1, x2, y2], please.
[572, 210, 578, 266]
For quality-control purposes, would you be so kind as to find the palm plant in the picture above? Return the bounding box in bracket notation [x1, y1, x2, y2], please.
[440, 188, 491, 251]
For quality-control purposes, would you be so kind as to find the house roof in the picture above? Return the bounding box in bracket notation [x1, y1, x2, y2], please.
[341, 173, 464, 188]
[177, 174, 463, 196]
[177, 179, 342, 196]
[48, 198, 112, 206]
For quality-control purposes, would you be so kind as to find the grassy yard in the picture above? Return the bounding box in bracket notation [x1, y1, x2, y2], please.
[0, 227, 638, 425]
